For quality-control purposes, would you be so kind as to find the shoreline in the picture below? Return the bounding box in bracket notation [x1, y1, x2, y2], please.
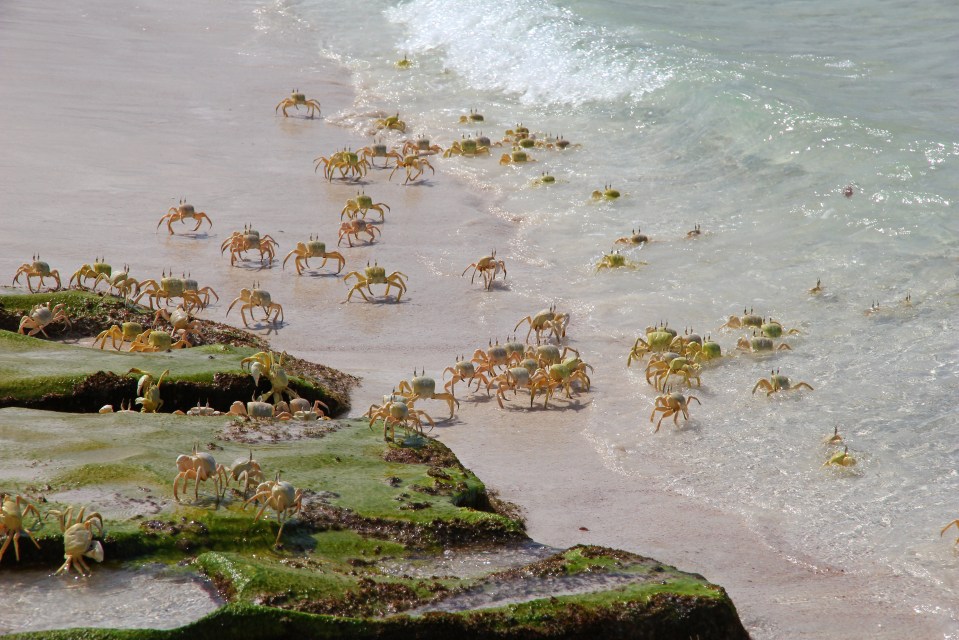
[0, 0, 949, 637]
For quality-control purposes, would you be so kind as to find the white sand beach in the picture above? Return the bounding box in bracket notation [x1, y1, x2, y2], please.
[0, 1, 950, 637]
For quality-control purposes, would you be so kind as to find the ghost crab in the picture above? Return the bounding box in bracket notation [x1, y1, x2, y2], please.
[374, 113, 407, 133]
[136, 272, 206, 311]
[344, 263, 408, 302]
[367, 395, 435, 442]
[389, 154, 435, 184]
[752, 369, 813, 396]
[463, 250, 507, 290]
[49, 505, 104, 576]
[443, 137, 491, 158]
[514, 305, 570, 344]
[499, 148, 536, 165]
[650, 388, 701, 432]
[626, 324, 677, 366]
[471, 340, 510, 377]
[155, 305, 200, 344]
[486, 366, 535, 409]
[220, 227, 280, 267]
[358, 140, 401, 168]
[18, 302, 72, 338]
[174, 444, 228, 503]
[591, 184, 621, 200]
[315, 149, 371, 182]
[229, 451, 265, 498]
[244, 474, 304, 546]
[341, 191, 391, 222]
[228, 282, 284, 326]
[823, 446, 857, 469]
[0, 494, 43, 563]
[241, 350, 299, 405]
[157, 199, 212, 235]
[95, 265, 141, 300]
[402, 137, 442, 157]
[397, 369, 459, 419]
[128, 367, 171, 412]
[283, 236, 346, 275]
[338, 219, 381, 247]
[596, 251, 641, 271]
[69, 257, 112, 290]
[94, 321, 145, 350]
[443, 355, 490, 396]
[614, 229, 650, 245]
[275, 89, 321, 118]
[459, 109, 485, 124]
[13, 256, 61, 292]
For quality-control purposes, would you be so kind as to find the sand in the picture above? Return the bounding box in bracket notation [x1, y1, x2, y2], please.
[0, 0, 948, 637]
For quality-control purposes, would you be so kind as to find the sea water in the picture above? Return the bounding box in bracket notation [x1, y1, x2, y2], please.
[254, 0, 958, 632]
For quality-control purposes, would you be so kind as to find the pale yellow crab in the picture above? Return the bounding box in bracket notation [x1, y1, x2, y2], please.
[822, 446, 857, 468]
[219, 227, 280, 267]
[315, 149, 371, 182]
[499, 148, 536, 165]
[443, 356, 489, 397]
[155, 305, 199, 345]
[283, 236, 346, 275]
[128, 367, 171, 412]
[458, 109, 485, 124]
[367, 395, 434, 442]
[650, 389, 701, 432]
[0, 494, 42, 563]
[614, 229, 649, 245]
[462, 250, 507, 290]
[402, 137, 442, 157]
[388, 154, 434, 184]
[443, 137, 491, 158]
[591, 184, 621, 200]
[374, 113, 407, 133]
[341, 192, 391, 222]
[514, 305, 570, 344]
[275, 89, 321, 118]
[752, 370, 813, 396]
[69, 257, 112, 290]
[397, 369, 459, 419]
[156, 199, 212, 235]
[344, 263, 408, 302]
[338, 219, 381, 247]
[244, 474, 304, 546]
[18, 302, 72, 338]
[136, 272, 206, 311]
[49, 505, 104, 577]
[596, 251, 640, 271]
[241, 351, 299, 405]
[174, 444, 228, 503]
[128, 329, 189, 353]
[229, 451, 265, 498]
[358, 140, 401, 168]
[94, 321, 145, 350]
[13, 256, 61, 292]
[227, 283, 284, 327]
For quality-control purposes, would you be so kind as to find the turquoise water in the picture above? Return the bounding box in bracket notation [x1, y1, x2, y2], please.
[256, 0, 958, 632]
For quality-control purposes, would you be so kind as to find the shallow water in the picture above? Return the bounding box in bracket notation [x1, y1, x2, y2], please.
[253, 0, 959, 631]
[0, 564, 223, 634]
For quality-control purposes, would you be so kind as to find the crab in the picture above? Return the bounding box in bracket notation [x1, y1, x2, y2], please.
[686, 224, 702, 238]
[358, 140, 401, 168]
[389, 154, 435, 184]
[809, 278, 825, 295]
[13, 256, 61, 292]
[941, 519, 959, 545]
[395, 55, 413, 69]
[338, 219, 381, 247]
[471, 340, 510, 377]
[229, 451, 265, 498]
[156, 199, 212, 235]
[136, 272, 206, 311]
[443, 355, 490, 396]
[368, 395, 434, 442]
[650, 389, 701, 432]
[95, 265, 141, 299]
[823, 426, 843, 445]
[244, 474, 304, 546]
[128, 329, 189, 353]
[402, 137, 442, 157]
[591, 184, 621, 200]
[720, 308, 764, 331]
[499, 148, 536, 165]
[283, 236, 346, 274]
[18, 302, 72, 338]
[626, 324, 677, 366]
[486, 366, 534, 409]
[514, 305, 570, 344]
[596, 251, 640, 271]
[397, 369, 459, 419]
[531, 172, 556, 186]
[341, 192, 391, 222]
[527, 343, 578, 368]
[0, 494, 42, 563]
[684, 335, 723, 364]
[317, 148, 372, 182]
[758, 319, 801, 339]
[69, 257, 112, 290]
[49, 506, 104, 576]
[128, 367, 171, 412]
[227, 284, 284, 327]
[241, 350, 299, 404]
[614, 229, 649, 245]
[752, 369, 813, 396]
[463, 250, 507, 290]
[289, 397, 330, 421]
[275, 89, 321, 118]
[94, 321, 145, 350]
[155, 305, 200, 344]
[182, 275, 219, 309]
[737, 334, 792, 353]
[174, 444, 228, 503]
[220, 227, 280, 266]
[533, 357, 593, 408]
[823, 446, 857, 468]
[458, 109, 485, 124]
[645, 356, 702, 391]
[374, 113, 406, 133]
[344, 263, 408, 302]
[443, 137, 491, 158]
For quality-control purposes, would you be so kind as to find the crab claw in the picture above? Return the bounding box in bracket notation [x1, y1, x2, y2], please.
[248, 361, 264, 387]
[85, 540, 105, 563]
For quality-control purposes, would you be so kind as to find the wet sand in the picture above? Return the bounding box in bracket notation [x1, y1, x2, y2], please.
[0, 0, 946, 637]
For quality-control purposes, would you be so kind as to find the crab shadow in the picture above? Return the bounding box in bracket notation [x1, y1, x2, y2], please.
[231, 261, 280, 272]
[399, 179, 436, 188]
[328, 177, 372, 187]
[160, 231, 212, 240]
[300, 270, 344, 279]
[341, 296, 409, 305]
